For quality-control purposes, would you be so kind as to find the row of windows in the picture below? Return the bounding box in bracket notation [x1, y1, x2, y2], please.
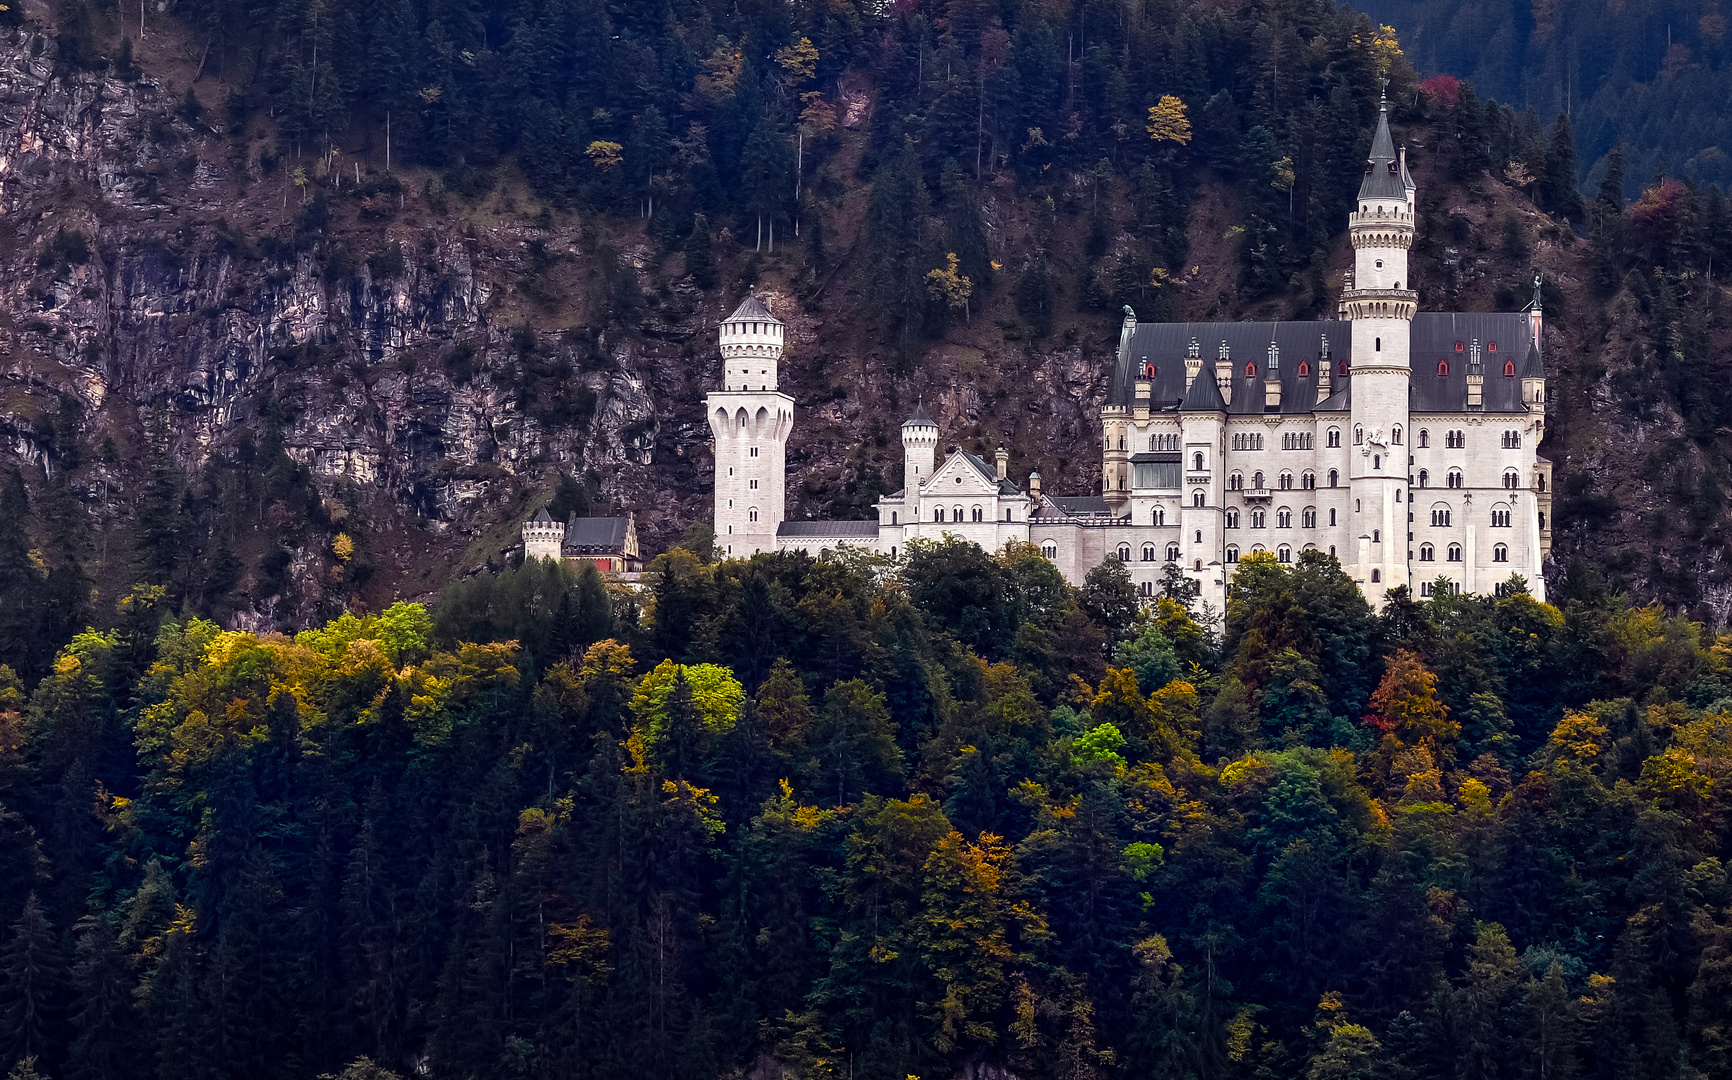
[1229, 470, 1322, 490]
[1231, 433, 1265, 450]
[927, 506, 1017, 523]
[1432, 358, 1521, 377]
[1280, 433, 1314, 449]
[1224, 508, 1326, 529]
[1416, 543, 1510, 561]
[1414, 468, 1531, 489]
[1149, 433, 1180, 451]
[1197, 426, 1526, 457]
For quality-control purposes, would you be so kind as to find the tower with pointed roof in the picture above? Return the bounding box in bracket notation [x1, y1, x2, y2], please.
[522, 506, 566, 561]
[1345, 90, 1418, 604]
[707, 292, 794, 556]
[901, 401, 939, 514]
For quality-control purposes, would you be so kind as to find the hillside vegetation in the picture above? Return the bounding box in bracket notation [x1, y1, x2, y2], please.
[0, 547, 1730, 1079]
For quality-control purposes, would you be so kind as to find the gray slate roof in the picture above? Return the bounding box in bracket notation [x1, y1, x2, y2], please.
[904, 400, 935, 427]
[1359, 102, 1408, 201]
[532, 506, 554, 524]
[725, 292, 780, 323]
[959, 452, 1024, 495]
[562, 516, 630, 553]
[1043, 496, 1113, 517]
[1111, 314, 1538, 416]
[1408, 313, 1535, 414]
[777, 520, 881, 538]
[1112, 321, 1349, 415]
[1180, 366, 1227, 412]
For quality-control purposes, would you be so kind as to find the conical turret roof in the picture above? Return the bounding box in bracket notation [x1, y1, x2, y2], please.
[904, 400, 936, 427]
[531, 506, 554, 524]
[1518, 341, 1545, 379]
[725, 291, 781, 324]
[1358, 97, 1408, 201]
[1180, 369, 1226, 412]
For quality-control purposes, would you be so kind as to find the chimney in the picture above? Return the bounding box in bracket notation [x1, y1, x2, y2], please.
[1316, 333, 1333, 405]
[1466, 338, 1484, 410]
[1214, 340, 1233, 406]
[1184, 337, 1202, 392]
[995, 446, 1009, 481]
[1264, 340, 1282, 411]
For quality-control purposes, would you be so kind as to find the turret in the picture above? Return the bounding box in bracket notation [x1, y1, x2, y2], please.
[1465, 338, 1484, 411]
[709, 291, 795, 556]
[1184, 337, 1203, 392]
[522, 506, 566, 561]
[902, 401, 939, 492]
[719, 289, 785, 391]
[1214, 339, 1233, 404]
[1345, 88, 1418, 607]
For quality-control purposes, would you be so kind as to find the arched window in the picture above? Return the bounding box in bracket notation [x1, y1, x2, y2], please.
[1392, 425, 1403, 446]
[1194, 559, 1203, 571]
[1194, 452, 1205, 471]
[1244, 361, 1257, 377]
[1141, 544, 1156, 562]
[1278, 546, 1292, 563]
[1493, 543, 1509, 562]
[1395, 490, 1403, 503]
[1503, 430, 1521, 449]
[1193, 491, 1205, 507]
[1116, 543, 1131, 562]
[1538, 511, 1547, 529]
[1118, 435, 1125, 450]
[1354, 426, 1364, 445]
[891, 511, 898, 524]
[1152, 507, 1165, 525]
[1253, 471, 1264, 489]
[1302, 507, 1317, 528]
[1373, 455, 1380, 470]
[1329, 508, 1337, 526]
[1447, 544, 1462, 561]
[1328, 469, 1339, 487]
[1279, 472, 1294, 490]
[1431, 507, 1452, 527]
[1338, 359, 1350, 375]
[1371, 569, 1381, 582]
[1277, 508, 1292, 528]
[1502, 470, 1519, 489]
[935, 507, 945, 522]
[749, 507, 760, 522]
[1418, 430, 1429, 448]
[1226, 545, 1240, 563]
[1298, 360, 1311, 376]
[953, 506, 964, 522]
[1041, 542, 1057, 559]
[1491, 509, 1512, 528]
[1195, 530, 1202, 543]
[1419, 543, 1434, 561]
[1251, 509, 1266, 528]
[1302, 471, 1315, 489]
[1437, 360, 1449, 376]
[1447, 470, 1463, 489]
[1166, 542, 1181, 561]
[1139, 580, 1154, 596]
[1226, 509, 1240, 529]
[1504, 360, 1516, 377]
[1229, 473, 1243, 491]
[1327, 428, 1341, 448]
[1418, 469, 1429, 488]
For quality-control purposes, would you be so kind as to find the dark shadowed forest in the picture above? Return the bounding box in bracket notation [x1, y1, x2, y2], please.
[0, 540, 1730, 1080]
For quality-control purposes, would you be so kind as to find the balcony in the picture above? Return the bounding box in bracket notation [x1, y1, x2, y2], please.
[1242, 486, 1273, 502]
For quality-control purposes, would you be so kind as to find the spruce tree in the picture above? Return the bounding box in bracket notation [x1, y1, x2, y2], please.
[1543, 113, 1583, 220]
[684, 213, 716, 289]
[865, 138, 933, 353]
[0, 894, 64, 1067]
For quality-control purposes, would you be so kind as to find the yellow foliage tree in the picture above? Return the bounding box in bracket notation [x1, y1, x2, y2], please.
[925, 252, 974, 320]
[1145, 95, 1192, 145]
[776, 37, 819, 83]
[586, 141, 624, 171]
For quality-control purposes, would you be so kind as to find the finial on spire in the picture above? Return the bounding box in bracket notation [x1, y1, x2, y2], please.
[1532, 272, 1544, 311]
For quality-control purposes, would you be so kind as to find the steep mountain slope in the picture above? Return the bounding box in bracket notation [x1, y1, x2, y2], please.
[0, 0, 1730, 646]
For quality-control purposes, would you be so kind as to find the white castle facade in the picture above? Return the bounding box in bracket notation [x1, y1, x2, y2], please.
[708, 99, 1552, 610]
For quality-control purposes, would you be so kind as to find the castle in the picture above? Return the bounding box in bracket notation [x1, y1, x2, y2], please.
[706, 97, 1552, 610]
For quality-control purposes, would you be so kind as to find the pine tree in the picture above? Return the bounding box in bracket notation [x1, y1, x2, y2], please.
[1543, 113, 1583, 220]
[865, 139, 933, 353]
[0, 894, 64, 1067]
[1597, 144, 1626, 216]
[0, 471, 39, 681]
[65, 916, 131, 1080]
[684, 213, 716, 288]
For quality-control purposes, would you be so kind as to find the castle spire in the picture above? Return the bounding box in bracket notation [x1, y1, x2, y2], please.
[1358, 95, 1405, 201]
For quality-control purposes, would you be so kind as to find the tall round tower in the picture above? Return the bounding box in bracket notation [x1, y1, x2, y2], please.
[708, 292, 795, 557]
[900, 401, 939, 525]
[1345, 92, 1417, 605]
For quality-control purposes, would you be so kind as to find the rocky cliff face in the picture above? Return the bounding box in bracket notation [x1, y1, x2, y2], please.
[2, 20, 1729, 628]
[0, 25, 1120, 626]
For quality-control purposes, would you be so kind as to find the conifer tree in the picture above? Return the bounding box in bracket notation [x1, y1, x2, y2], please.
[0, 895, 63, 1067]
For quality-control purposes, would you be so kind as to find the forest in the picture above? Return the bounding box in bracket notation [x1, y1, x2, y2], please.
[0, 538, 1729, 1080]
